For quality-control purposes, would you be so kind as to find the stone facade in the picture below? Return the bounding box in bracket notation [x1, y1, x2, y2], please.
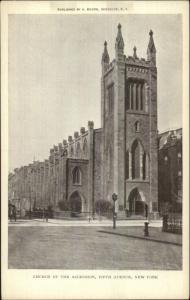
[8, 24, 161, 218]
[9, 121, 99, 215]
[101, 25, 158, 217]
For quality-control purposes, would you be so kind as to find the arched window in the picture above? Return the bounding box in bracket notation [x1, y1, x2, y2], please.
[63, 149, 68, 156]
[178, 152, 182, 166]
[131, 83, 134, 109]
[140, 84, 144, 110]
[164, 156, 168, 164]
[131, 140, 141, 179]
[145, 84, 149, 112]
[135, 121, 140, 132]
[76, 142, 81, 158]
[136, 83, 139, 110]
[127, 81, 145, 112]
[83, 138, 88, 157]
[126, 82, 130, 110]
[143, 153, 149, 180]
[178, 152, 182, 158]
[70, 146, 74, 157]
[72, 167, 82, 185]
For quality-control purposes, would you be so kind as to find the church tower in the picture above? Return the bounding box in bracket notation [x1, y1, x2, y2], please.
[101, 25, 158, 218]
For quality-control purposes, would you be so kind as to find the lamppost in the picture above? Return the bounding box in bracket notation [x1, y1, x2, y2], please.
[144, 203, 149, 236]
[112, 193, 117, 229]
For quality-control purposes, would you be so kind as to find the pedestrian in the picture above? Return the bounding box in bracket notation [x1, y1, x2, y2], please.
[8, 203, 12, 221]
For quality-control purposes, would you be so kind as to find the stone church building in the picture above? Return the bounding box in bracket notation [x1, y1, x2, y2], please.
[9, 24, 159, 218]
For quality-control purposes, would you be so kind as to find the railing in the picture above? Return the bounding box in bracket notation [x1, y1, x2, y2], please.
[162, 213, 182, 234]
[51, 210, 116, 220]
[53, 211, 113, 220]
[25, 210, 54, 219]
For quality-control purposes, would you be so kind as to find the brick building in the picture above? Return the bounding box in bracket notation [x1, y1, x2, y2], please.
[158, 128, 182, 213]
[8, 24, 159, 218]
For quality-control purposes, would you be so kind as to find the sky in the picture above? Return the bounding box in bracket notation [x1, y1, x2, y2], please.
[8, 14, 182, 172]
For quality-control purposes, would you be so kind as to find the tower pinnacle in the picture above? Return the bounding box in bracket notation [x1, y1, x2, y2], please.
[115, 23, 124, 59]
[147, 29, 156, 65]
[102, 40, 110, 64]
[133, 46, 138, 59]
[149, 29, 153, 36]
[101, 40, 110, 74]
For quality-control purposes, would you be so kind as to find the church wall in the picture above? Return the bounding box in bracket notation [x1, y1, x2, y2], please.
[149, 69, 158, 212]
[114, 59, 126, 209]
[67, 159, 89, 212]
[125, 111, 151, 207]
[93, 129, 103, 204]
[102, 66, 115, 202]
[123, 59, 158, 214]
[125, 64, 151, 153]
[56, 157, 68, 206]
[126, 113, 150, 151]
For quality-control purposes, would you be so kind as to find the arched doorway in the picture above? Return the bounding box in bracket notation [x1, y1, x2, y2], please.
[128, 188, 147, 216]
[69, 191, 82, 213]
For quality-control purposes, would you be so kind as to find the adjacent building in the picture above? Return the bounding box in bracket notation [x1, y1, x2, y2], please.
[158, 128, 182, 214]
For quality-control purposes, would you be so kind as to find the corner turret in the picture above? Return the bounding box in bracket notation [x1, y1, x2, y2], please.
[147, 30, 156, 65]
[101, 41, 110, 73]
[115, 23, 124, 61]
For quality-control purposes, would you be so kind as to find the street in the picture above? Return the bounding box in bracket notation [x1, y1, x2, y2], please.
[9, 221, 182, 270]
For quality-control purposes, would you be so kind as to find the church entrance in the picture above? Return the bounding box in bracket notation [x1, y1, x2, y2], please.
[128, 188, 147, 217]
[69, 191, 82, 213]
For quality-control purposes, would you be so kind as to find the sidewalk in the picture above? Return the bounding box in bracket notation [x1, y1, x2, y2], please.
[8, 218, 162, 227]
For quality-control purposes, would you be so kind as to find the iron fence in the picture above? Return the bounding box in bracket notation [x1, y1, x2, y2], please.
[162, 213, 182, 234]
